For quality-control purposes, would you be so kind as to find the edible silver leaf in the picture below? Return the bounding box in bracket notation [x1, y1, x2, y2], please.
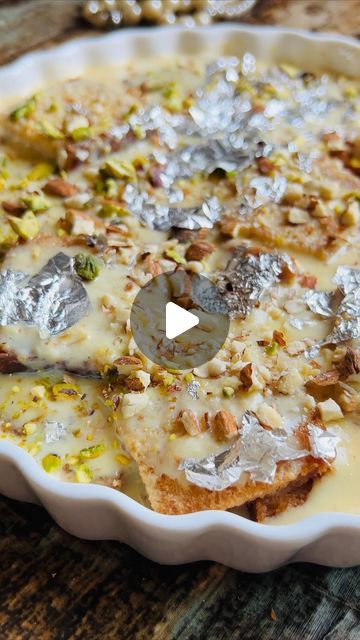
[44, 421, 67, 444]
[217, 247, 294, 318]
[191, 275, 229, 315]
[124, 185, 221, 231]
[179, 411, 309, 491]
[186, 380, 200, 400]
[248, 175, 287, 208]
[327, 318, 360, 344]
[303, 290, 337, 317]
[160, 137, 264, 190]
[308, 424, 339, 462]
[0, 253, 92, 336]
[304, 266, 360, 348]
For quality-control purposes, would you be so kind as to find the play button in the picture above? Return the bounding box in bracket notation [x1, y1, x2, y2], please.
[165, 302, 199, 340]
[130, 270, 230, 370]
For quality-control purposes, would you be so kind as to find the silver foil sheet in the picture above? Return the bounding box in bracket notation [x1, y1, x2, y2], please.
[186, 380, 200, 400]
[0, 253, 92, 336]
[308, 424, 339, 463]
[44, 421, 67, 444]
[160, 136, 267, 190]
[179, 411, 310, 491]
[304, 266, 360, 348]
[124, 184, 221, 230]
[217, 247, 294, 318]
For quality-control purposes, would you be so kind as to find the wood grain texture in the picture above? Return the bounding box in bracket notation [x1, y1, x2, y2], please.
[0, 2, 360, 639]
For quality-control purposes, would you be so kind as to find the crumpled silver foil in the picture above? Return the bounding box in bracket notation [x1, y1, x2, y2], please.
[303, 290, 337, 318]
[179, 411, 310, 491]
[247, 175, 287, 208]
[217, 247, 294, 318]
[0, 253, 92, 336]
[44, 421, 67, 444]
[124, 184, 221, 230]
[304, 266, 360, 348]
[308, 424, 339, 463]
[186, 380, 200, 400]
[160, 136, 266, 190]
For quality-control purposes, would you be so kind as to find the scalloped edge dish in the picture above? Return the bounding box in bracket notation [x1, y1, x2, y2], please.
[1, 24, 360, 572]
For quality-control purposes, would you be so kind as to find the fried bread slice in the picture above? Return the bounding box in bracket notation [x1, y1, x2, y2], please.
[220, 156, 360, 257]
[116, 380, 331, 515]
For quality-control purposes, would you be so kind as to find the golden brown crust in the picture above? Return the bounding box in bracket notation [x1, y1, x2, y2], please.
[248, 471, 327, 522]
[134, 455, 328, 515]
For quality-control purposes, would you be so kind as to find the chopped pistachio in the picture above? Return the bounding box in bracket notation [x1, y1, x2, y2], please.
[80, 444, 105, 460]
[22, 194, 50, 212]
[26, 163, 54, 181]
[70, 126, 93, 142]
[8, 211, 39, 240]
[102, 159, 136, 181]
[265, 341, 278, 356]
[99, 202, 129, 218]
[52, 382, 80, 400]
[37, 120, 64, 139]
[75, 463, 92, 483]
[23, 422, 37, 435]
[222, 386, 235, 398]
[10, 95, 37, 121]
[115, 454, 131, 465]
[0, 222, 19, 247]
[164, 248, 186, 264]
[42, 453, 61, 473]
[74, 253, 101, 281]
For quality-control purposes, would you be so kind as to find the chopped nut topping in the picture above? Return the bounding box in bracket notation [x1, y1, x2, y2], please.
[213, 410, 238, 441]
[114, 356, 143, 375]
[44, 178, 78, 198]
[185, 241, 214, 261]
[178, 409, 202, 436]
[317, 398, 344, 423]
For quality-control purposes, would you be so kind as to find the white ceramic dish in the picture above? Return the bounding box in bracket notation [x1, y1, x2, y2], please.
[1, 24, 360, 572]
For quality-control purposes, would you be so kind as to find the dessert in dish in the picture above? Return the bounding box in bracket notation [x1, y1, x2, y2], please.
[0, 53, 359, 522]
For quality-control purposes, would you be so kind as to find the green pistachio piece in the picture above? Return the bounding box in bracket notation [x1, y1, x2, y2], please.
[22, 194, 50, 212]
[75, 463, 92, 483]
[10, 95, 37, 121]
[37, 120, 64, 139]
[74, 253, 101, 281]
[265, 341, 278, 356]
[70, 126, 93, 142]
[222, 386, 235, 398]
[0, 222, 19, 248]
[99, 202, 129, 218]
[8, 211, 39, 240]
[102, 159, 136, 181]
[42, 454, 61, 473]
[26, 163, 54, 181]
[164, 248, 186, 264]
[80, 444, 105, 460]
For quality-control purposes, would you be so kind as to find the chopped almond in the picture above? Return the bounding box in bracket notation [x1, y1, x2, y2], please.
[114, 356, 143, 375]
[178, 409, 202, 436]
[185, 241, 214, 261]
[299, 273, 317, 288]
[213, 410, 238, 441]
[2, 200, 26, 215]
[65, 209, 96, 236]
[273, 330, 286, 348]
[44, 178, 78, 198]
[317, 398, 343, 423]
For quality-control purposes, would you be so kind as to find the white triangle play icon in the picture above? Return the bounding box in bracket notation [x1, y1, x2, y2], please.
[165, 302, 199, 340]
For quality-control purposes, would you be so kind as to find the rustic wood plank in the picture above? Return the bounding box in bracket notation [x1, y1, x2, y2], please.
[0, 496, 360, 640]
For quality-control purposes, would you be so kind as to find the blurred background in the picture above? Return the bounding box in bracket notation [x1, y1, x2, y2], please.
[0, 0, 359, 66]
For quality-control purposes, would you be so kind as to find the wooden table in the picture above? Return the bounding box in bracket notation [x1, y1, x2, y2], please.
[0, 2, 359, 638]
